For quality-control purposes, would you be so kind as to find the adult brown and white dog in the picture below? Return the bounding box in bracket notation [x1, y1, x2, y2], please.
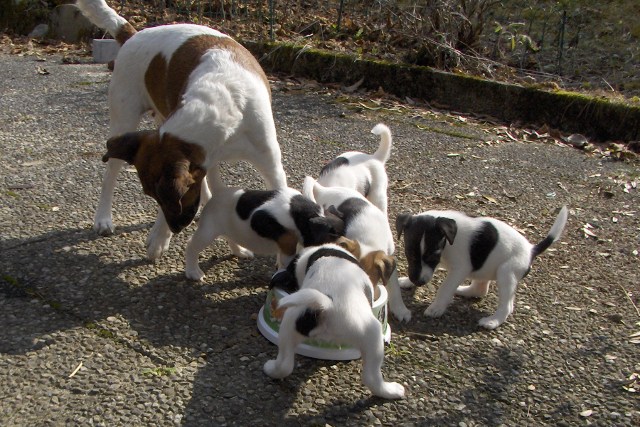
[76, 0, 287, 259]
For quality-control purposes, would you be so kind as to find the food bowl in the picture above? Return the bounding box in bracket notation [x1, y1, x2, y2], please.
[257, 284, 391, 360]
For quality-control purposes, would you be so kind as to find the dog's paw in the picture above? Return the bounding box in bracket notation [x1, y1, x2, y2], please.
[374, 382, 406, 400]
[185, 266, 206, 282]
[263, 360, 289, 379]
[424, 303, 447, 318]
[398, 276, 414, 289]
[390, 303, 412, 322]
[478, 316, 503, 330]
[147, 237, 171, 260]
[94, 219, 114, 236]
[232, 246, 254, 259]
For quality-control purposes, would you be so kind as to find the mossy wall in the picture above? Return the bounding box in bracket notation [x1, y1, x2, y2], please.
[244, 41, 640, 142]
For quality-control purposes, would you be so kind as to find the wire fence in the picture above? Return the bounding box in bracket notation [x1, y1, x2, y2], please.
[115, 1, 638, 95]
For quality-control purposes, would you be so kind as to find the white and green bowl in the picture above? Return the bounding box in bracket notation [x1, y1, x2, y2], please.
[257, 284, 391, 360]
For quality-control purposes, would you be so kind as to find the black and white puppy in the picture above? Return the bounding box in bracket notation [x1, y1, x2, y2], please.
[396, 206, 569, 329]
[317, 123, 392, 216]
[263, 243, 405, 400]
[184, 186, 343, 281]
[304, 177, 412, 322]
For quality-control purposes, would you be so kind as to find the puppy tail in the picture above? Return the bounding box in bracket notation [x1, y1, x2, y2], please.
[532, 206, 568, 258]
[302, 176, 318, 203]
[76, 0, 136, 45]
[278, 289, 333, 312]
[371, 123, 392, 163]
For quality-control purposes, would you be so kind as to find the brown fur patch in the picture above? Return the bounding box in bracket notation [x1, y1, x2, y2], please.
[277, 231, 299, 256]
[143, 34, 270, 119]
[360, 251, 396, 300]
[145, 54, 170, 118]
[335, 237, 361, 259]
[115, 22, 137, 45]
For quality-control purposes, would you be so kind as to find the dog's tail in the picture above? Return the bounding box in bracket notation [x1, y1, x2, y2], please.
[371, 123, 392, 163]
[302, 176, 318, 203]
[278, 288, 333, 311]
[531, 206, 569, 259]
[76, 0, 137, 45]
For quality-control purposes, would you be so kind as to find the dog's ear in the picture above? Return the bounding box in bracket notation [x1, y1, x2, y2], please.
[374, 253, 396, 287]
[322, 210, 345, 236]
[396, 212, 412, 238]
[326, 205, 343, 219]
[436, 217, 457, 245]
[102, 130, 156, 164]
[335, 236, 361, 259]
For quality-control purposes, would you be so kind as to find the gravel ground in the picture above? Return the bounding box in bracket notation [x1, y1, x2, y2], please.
[1, 53, 639, 426]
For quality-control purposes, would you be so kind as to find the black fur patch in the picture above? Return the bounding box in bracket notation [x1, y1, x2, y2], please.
[295, 308, 321, 336]
[250, 210, 286, 241]
[470, 221, 499, 271]
[320, 157, 349, 176]
[335, 198, 368, 228]
[290, 195, 339, 246]
[236, 190, 278, 220]
[305, 248, 361, 274]
[269, 255, 300, 293]
[401, 215, 444, 284]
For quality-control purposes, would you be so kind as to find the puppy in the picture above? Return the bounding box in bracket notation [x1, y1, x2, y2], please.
[304, 177, 412, 322]
[269, 237, 396, 300]
[396, 206, 569, 329]
[184, 187, 343, 281]
[76, 0, 287, 259]
[317, 123, 392, 215]
[263, 243, 405, 400]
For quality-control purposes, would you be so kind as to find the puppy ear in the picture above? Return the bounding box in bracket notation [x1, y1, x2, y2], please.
[302, 176, 317, 202]
[396, 212, 412, 238]
[374, 254, 396, 287]
[102, 130, 156, 164]
[436, 217, 457, 245]
[335, 237, 361, 259]
[326, 205, 343, 219]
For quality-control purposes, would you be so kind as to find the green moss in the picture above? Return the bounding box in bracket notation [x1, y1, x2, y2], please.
[5, 191, 19, 198]
[96, 329, 114, 339]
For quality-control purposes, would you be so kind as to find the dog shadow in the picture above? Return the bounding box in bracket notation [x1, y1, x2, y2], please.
[0, 226, 310, 423]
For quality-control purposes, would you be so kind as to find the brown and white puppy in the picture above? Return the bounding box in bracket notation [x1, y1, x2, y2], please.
[76, 0, 287, 259]
[184, 186, 344, 281]
[303, 177, 412, 322]
[263, 243, 405, 400]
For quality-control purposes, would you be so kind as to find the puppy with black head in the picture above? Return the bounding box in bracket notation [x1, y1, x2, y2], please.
[184, 186, 343, 281]
[303, 177, 412, 322]
[317, 123, 392, 216]
[396, 206, 569, 329]
[263, 242, 405, 400]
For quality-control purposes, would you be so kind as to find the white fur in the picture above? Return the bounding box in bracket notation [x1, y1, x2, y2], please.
[398, 207, 569, 329]
[303, 177, 412, 322]
[77, 0, 287, 259]
[184, 187, 303, 281]
[317, 123, 391, 215]
[263, 244, 405, 400]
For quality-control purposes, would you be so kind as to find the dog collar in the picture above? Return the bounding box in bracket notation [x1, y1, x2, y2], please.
[305, 247, 361, 274]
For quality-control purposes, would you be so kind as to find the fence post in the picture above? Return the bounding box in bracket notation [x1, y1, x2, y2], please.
[337, 0, 345, 31]
[557, 10, 566, 74]
[269, 0, 275, 41]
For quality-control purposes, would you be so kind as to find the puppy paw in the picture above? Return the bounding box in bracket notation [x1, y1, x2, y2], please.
[398, 276, 414, 289]
[232, 246, 254, 259]
[147, 237, 171, 260]
[263, 360, 289, 379]
[424, 303, 447, 318]
[94, 218, 114, 236]
[478, 316, 503, 330]
[373, 382, 405, 400]
[185, 266, 205, 282]
[390, 304, 412, 322]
